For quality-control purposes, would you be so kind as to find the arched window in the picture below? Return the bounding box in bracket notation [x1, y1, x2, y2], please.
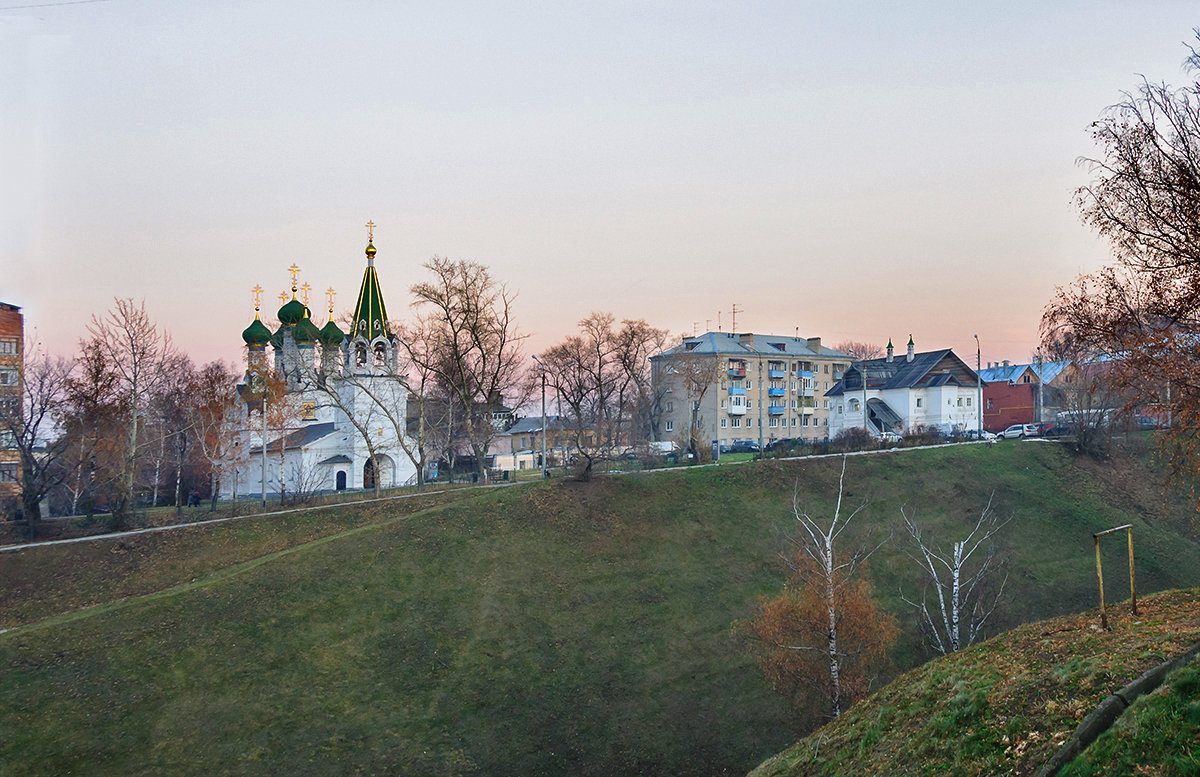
[355, 343, 367, 366]
[374, 342, 387, 366]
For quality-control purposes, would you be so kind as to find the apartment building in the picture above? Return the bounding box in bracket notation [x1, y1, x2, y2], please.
[0, 302, 22, 501]
[650, 331, 850, 449]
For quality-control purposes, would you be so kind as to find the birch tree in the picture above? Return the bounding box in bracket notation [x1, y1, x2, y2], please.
[748, 456, 896, 720]
[87, 298, 177, 519]
[900, 497, 1010, 655]
[0, 348, 73, 528]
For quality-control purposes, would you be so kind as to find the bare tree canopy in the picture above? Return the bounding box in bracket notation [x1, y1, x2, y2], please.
[1043, 32, 1200, 479]
[407, 257, 527, 478]
[0, 348, 74, 525]
[900, 497, 1010, 655]
[538, 313, 670, 479]
[86, 298, 178, 519]
[834, 341, 883, 361]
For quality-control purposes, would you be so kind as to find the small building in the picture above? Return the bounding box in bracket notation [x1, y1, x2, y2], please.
[826, 337, 981, 437]
[978, 360, 1076, 431]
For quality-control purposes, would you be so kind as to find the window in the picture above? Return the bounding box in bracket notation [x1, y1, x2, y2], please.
[802, 416, 810, 427]
[916, 398, 923, 408]
[0, 367, 17, 386]
[720, 418, 727, 428]
[987, 398, 994, 410]
[747, 400, 753, 409]
[823, 399, 829, 409]
[838, 405, 843, 414]
[301, 401, 317, 420]
[957, 397, 963, 407]
[0, 340, 17, 355]
[769, 418, 778, 428]
[665, 420, 674, 432]
[666, 401, 673, 412]
[0, 463, 16, 483]
[966, 397, 972, 407]
[732, 418, 740, 428]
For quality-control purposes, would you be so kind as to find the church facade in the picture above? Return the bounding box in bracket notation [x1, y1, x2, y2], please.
[223, 229, 419, 499]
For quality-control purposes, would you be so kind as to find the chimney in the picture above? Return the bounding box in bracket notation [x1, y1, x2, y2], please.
[1002, 359, 1010, 368]
[886, 339, 894, 363]
[906, 334, 914, 363]
[739, 333, 754, 346]
[806, 336, 821, 352]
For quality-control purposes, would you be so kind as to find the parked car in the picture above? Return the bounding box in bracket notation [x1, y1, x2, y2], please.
[729, 440, 761, 453]
[878, 431, 903, 445]
[1135, 416, 1163, 429]
[963, 428, 998, 441]
[998, 423, 1039, 439]
[1041, 424, 1070, 437]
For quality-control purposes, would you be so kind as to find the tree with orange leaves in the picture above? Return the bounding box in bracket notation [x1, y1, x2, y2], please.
[1043, 34, 1200, 481]
[747, 456, 897, 721]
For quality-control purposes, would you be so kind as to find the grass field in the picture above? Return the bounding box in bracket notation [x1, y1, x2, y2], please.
[748, 587, 1200, 777]
[1, 441, 1198, 776]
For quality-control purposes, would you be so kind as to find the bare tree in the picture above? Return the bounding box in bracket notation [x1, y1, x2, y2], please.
[87, 298, 177, 518]
[834, 341, 883, 361]
[1044, 32, 1200, 481]
[190, 361, 242, 511]
[56, 338, 124, 518]
[663, 351, 724, 461]
[0, 348, 74, 528]
[407, 257, 527, 479]
[748, 456, 895, 719]
[899, 496, 1010, 655]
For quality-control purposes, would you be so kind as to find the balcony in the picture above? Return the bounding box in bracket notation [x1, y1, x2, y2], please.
[768, 369, 786, 379]
[727, 404, 747, 415]
[768, 406, 786, 415]
[796, 370, 814, 379]
[728, 387, 746, 396]
[728, 362, 747, 378]
[767, 387, 785, 397]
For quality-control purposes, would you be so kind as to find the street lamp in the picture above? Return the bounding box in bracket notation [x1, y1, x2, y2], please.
[532, 354, 548, 479]
[974, 334, 983, 438]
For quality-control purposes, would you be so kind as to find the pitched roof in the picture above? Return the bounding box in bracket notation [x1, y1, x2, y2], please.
[263, 421, 338, 453]
[826, 350, 978, 396]
[351, 240, 391, 342]
[498, 415, 567, 435]
[977, 360, 1073, 385]
[651, 331, 849, 360]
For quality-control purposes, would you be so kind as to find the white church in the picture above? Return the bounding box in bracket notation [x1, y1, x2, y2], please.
[223, 227, 419, 499]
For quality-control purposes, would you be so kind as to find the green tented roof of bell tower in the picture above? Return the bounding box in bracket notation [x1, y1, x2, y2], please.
[351, 240, 390, 342]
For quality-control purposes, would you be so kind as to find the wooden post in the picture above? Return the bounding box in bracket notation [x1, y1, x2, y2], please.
[1093, 524, 1134, 630]
[1094, 534, 1107, 630]
[1127, 526, 1138, 616]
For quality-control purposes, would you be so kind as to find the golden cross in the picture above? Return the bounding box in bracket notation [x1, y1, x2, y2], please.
[251, 284, 263, 310]
[278, 291, 288, 305]
[326, 287, 336, 312]
[287, 263, 301, 290]
[300, 282, 312, 305]
[365, 220, 375, 242]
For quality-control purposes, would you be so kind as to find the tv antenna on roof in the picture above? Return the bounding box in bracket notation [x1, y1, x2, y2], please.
[731, 303, 742, 333]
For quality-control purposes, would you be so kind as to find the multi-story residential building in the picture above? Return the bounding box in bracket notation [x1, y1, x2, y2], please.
[0, 302, 22, 502]
[650, 332, 851, 450]
[826, 338, 981, 437]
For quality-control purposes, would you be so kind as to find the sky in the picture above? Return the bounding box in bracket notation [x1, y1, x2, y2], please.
[3, 1, 1199, 370]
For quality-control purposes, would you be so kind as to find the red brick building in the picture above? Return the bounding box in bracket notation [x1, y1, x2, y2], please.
[0, 302, 22, 502]
[979, 360, 1077, 432]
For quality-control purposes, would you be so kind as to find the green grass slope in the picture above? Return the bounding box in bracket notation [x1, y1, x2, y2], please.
[1, 442, 1197, 777]
[747, 587, 1200, 777]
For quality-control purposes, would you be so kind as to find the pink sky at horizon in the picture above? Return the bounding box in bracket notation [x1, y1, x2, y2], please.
[4, 2, 1195, 373]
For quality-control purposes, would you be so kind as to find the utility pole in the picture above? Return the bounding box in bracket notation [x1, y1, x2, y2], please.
[974, 334, 983, 437]
[260, 402, 267, 507]
[532, 355, 548, 479]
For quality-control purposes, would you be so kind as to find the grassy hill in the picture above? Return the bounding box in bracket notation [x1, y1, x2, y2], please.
[747, 587, 1200, 777]
[1, 441, 1198, 776]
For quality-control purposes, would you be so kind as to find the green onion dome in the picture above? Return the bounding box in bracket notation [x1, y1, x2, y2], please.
[278, 296, 307, 326]
[319, 318, 344, 348]
[293, 311, 321, 345]
[242, 316, 272, 347]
